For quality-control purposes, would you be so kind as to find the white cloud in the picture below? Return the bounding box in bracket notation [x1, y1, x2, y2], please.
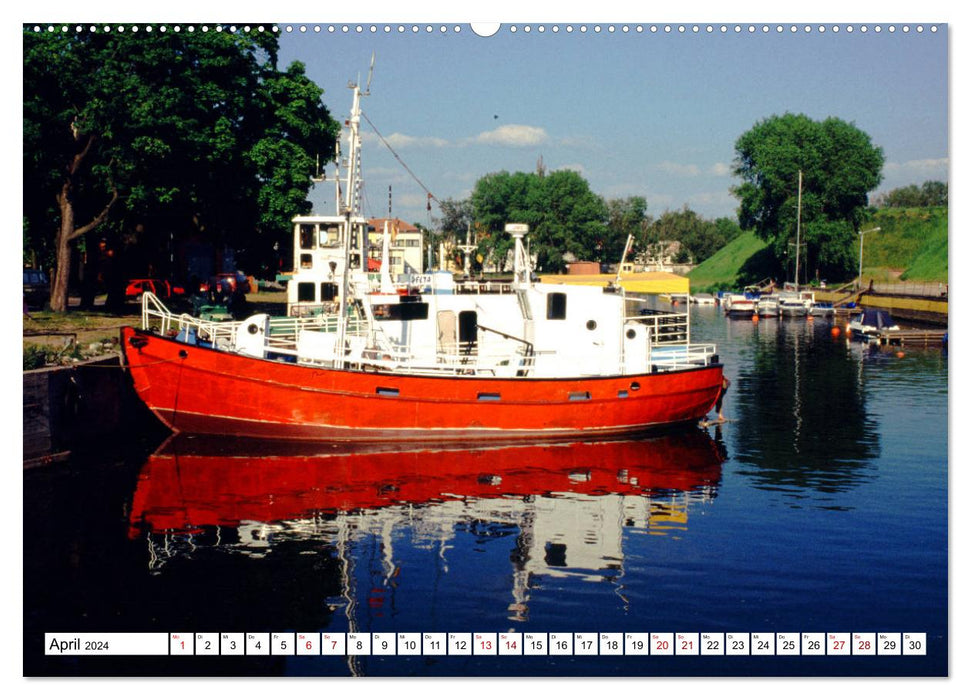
[657, 161, 701, 177]
[655, 161, 734, 178]
[473, 124, 549, 147]
[362, 131, 449, 149]
[882, 157, 949, 175]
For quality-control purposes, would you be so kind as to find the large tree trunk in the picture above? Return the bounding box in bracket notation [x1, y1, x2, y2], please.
[47, 133, 118, 313]
[49, 187, 77, 313]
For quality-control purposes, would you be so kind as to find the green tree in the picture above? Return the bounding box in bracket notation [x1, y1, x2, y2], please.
[469, 169, 607, 272]
[432, 197, 475, 270]
[23, 27, 338, 312]
[874, 180, 948, 208]
[732, 113, 884, 281]
[605, 196, 649, 266]
[645, 207, 742, 266]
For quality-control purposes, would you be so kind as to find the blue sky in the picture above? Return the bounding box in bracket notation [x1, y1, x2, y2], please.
[278, 23, 948, 228]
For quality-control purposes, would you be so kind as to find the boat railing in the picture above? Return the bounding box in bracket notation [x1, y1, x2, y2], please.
[627, 310, 690, 345]
[649, 343, 719, 371]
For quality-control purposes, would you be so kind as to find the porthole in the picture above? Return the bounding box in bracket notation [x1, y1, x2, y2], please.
[626, 328, 636, 339]
[586, 320, 597, 331]
[247, 323, 260, 334]
[630, 381, 640, 391]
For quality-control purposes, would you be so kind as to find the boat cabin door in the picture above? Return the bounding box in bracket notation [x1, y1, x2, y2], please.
[459, 310, 478, 356]
[437, 311, 457, 354]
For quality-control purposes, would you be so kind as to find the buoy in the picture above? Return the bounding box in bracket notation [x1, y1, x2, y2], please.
[752, 314, 759, 322]
[896, 351, 905, 358]
[831, 327, 841, 337]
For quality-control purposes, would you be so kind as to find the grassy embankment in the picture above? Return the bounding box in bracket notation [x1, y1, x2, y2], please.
[859, 206, 948, 283]
[688, 206, 948, 292]
[687, 230, 769, 293]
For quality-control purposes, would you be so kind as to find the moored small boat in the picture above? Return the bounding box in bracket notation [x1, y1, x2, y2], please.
[723, 294, 756, 317]
[756, 294, 780, 317]
[848, 308, 899, 341]
[809, 301, 835, 317]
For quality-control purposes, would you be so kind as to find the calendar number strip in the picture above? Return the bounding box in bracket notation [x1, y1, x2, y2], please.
[44, 632, 928, 656]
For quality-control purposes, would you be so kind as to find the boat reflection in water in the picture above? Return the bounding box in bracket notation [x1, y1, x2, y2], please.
[129, 430, 725, 628]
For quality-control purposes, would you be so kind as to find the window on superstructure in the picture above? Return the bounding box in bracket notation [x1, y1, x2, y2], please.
[300, 254, 312, 269]
[299, 225, 316, 250]
[321, 225, 341, 247]
[297, 282, 315, 302]
[546, 292, 567, 320]
[320, 283, 337, 301]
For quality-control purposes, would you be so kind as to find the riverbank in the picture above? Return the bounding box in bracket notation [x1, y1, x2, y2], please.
[22, 289, 288, 370]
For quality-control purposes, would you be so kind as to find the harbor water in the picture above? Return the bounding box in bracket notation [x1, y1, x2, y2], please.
[23, 305, 948, 676]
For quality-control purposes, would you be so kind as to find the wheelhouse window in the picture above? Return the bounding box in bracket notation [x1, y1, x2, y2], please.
[299, 224, 316, 250]
[321, 225, 341, 247]
[300, 254, 312, 269]
[297, 282, 315, 302]
[320, 283, 338, 301]
[546, 292, 567, 320]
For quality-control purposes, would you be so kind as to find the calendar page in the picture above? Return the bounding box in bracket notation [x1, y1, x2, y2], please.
[21, 8, 950, 688]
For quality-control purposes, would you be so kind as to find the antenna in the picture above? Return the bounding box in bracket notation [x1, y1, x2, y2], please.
[365, 52, 375, 95]
[311, 153, 325, 183]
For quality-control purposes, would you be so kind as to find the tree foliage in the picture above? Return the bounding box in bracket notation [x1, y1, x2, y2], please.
[469, 169, 608, 272]
[732, 113, 884, 281]
[23, 27, 339, 311]
[432, 197, 476, 269]
[872, 180, 948, 208]
[605, 197, 649, 265]
[646, 207, 742, 265]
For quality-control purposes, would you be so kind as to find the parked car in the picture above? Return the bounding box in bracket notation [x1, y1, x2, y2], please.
[125, 278, 185, 300]
[199, 272, 251, 296]
[23, 268, 50, 310]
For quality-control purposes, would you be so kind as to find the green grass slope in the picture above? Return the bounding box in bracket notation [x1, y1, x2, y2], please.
[687, 206, 947, 291]
[860, 206, 948, 282]
[688, 230, 769, 291]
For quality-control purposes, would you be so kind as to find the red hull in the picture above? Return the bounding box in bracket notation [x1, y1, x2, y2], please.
[121, 327, 723, 442]
[130, 432, 725, 534]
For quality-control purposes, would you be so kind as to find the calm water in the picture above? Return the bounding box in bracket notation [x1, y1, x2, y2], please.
[23, 306, 948, 676]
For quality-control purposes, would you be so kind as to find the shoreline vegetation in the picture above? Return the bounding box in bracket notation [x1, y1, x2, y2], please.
[689, 205, 947, 294]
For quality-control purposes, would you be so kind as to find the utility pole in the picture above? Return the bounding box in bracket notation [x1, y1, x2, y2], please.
[858, 227, 881, 290]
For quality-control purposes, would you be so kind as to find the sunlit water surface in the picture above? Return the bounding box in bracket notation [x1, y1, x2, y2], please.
[24, 306, 947, 676]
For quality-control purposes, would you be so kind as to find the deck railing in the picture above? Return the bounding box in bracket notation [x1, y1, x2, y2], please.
[141, 292, 718, 375]
[626, 309, 690, 345]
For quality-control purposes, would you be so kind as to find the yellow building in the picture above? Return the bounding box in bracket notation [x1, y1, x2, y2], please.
[539, 270, 690, 296]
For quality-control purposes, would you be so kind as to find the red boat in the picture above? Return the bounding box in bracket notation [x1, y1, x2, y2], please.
[122, 325, 723, 442]
[121, 74, 723, 443]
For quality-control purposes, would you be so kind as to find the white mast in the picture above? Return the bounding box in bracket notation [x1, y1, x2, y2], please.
[795, 169, 802, 291]
[336, 68, 369, 369]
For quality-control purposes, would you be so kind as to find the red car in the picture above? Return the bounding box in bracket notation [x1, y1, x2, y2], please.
[125, 279, 185, 300]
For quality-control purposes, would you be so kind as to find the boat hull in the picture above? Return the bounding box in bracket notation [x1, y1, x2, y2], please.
[122, 327, 724, 442]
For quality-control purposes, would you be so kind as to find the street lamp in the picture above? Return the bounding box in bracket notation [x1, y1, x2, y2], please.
[858, 227, 881, 290]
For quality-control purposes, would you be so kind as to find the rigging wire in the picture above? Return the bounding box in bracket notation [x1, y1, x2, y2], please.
[360, 110, 441, 210]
